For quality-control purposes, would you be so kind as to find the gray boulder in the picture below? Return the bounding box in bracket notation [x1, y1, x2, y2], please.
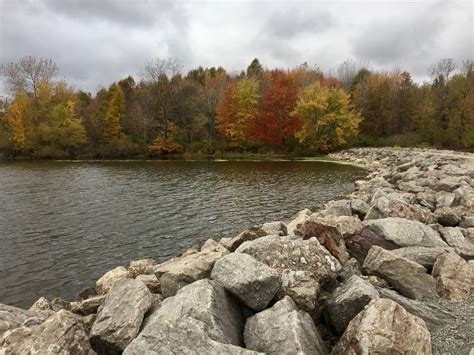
[332, 298, 432, 355]
[323, 199, 352, 216]
[211, 253, 281, 311]
[155, 239, 229, 297]
[438, 226, 474, 258]
[124, 279, 252, 354]
[434, 207, 462, 226]
[365, 197, 432, 223]
[365, 217, 447, 247]
[376, 287, 456, 331]
[1, 310, 92, 354]
[286, 208, 312, 235]
[221, 227, 268, 252]
[236, 235, 341, 312]
[326, 275, 379, 334]
[70, 295, 105, 316]
[136, 274, 161, 293]
[90, 278, 153, 354]
[244, 296, 327, 355]
[392, 246, 451, 268]
[96, 266, 129, 295]
[261, 221, 287, 236]
[432, 251, 473, 301]
[363, 246, 438, 300]
[127, 258, 157, 278]
[0, 303, 46, 336]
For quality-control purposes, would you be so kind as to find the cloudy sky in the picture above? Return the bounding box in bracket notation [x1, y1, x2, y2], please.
[1, 0, 472, 93]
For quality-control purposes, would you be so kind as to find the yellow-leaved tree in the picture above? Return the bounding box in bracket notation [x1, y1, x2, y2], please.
[292, 82, 361, 152]
[217, 77, 259, 148]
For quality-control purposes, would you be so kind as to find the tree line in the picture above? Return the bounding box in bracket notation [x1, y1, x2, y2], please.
[0, 56, 472, 159]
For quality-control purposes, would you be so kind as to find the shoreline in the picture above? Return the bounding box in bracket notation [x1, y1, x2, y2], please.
[1, 147, 473, 354]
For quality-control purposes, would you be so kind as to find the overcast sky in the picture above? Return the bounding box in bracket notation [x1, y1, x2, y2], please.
[1, 0, 472, 93]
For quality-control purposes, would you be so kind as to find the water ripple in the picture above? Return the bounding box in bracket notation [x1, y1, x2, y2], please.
[0, 160, 365, 307]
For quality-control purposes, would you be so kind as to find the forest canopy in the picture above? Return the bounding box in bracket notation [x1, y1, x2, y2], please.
[0, 56, 473, 158]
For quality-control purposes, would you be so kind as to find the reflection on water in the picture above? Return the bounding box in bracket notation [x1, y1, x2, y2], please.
[0, 160, 365, 307]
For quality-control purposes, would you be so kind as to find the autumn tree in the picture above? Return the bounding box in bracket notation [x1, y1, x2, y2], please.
[292, 82, 361, 152]
[1, 56, 58, 98]
[217, 77, 259, 148]
[247, 71, 301, 148]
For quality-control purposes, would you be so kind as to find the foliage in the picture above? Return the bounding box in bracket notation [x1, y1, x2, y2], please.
[247, 71, 301, 148]
[1, 56, 473, 159]
[292, 82, 361, 152]
[217, 77, 259, 148]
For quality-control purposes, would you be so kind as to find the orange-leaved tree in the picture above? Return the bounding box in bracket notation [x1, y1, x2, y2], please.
[247, 70, 301, 148]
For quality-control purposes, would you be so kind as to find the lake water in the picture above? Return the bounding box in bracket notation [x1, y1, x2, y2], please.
[0, 159, 365, 308]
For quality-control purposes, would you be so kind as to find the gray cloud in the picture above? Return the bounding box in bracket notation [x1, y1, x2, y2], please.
[1, 0, 472, 93]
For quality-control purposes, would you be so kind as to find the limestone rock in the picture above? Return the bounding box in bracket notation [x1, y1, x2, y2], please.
[261, 221, 287, 236]
[70, 295, 105, 316]
[244, 296, 327, 355]
[128, 258, 156, 278]
[211, 253, 281, 311]
[438, 226, 474, 258]
[392, 246, 451, 268]
[324, 199, 352, 216]
[332, 298, 432, 355]
[0, 303, 45, 336]
[1, 310, 93, 354]
[376, 287, 456, 331]
[363, 246, 438, 300]
[136, 274, 161, 293]
[350, 198, 370, 219]
[434, 207, 462, 226]
[365, 217, 447, 247]
[432, 251, 473, 301]
[236, 235, 341, 312]
[155, 239, 229, 297]
[124, 279, 250, 354]
[365, 197, 432, 223]
[90, 278, 153, 354]
[221, 227, 268, 252]
[96, 266, 129, 295]
[286, 208, 312, 235]
[307, 214, 364, 236]
[326, 275, 379, 335]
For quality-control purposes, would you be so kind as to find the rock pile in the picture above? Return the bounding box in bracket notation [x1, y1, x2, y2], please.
[1, 148, 473, 354]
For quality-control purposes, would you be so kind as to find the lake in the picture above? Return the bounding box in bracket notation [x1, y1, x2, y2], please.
[0, 159, 365, 308]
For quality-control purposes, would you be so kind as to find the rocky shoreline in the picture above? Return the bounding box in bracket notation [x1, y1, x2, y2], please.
[1, 147, 473, 354]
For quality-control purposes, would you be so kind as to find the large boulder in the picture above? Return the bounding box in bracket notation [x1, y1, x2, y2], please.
[221, 227, 268, 252]
[438, 226, 474, 258]
[211, 253, 281, 311]
[1, 310, 93, 354]
[260, 221, 287, 236]
[376, 287, 456, 331]
[295, 220, 349, 263]
[90, 278, 153, 354]
[0, 303, 46, 336]
[286, 208, 312, 235]
[344, 227, 398, 264]
[305, 214, 364, 236]
[244, 296, 327, 354]
[326, 275, 379, 335]
[365, 217, 447, 247]
[365, 197, 432, 223]
[136, 274, 161, 293]
[432, 251, 473, 301]
[236, 235, 341, 312]
[332, 298, 432, 355]
[127, 258, 157, 278]
[124, 279, 251, 354]
[323, 199, 352, 216]
[392, 246, 451, 268]
[155, 239, 229, 297]
[96, 266, 129, 295]
[70, 295, 105, 316]
[363, 246, 438, 300]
